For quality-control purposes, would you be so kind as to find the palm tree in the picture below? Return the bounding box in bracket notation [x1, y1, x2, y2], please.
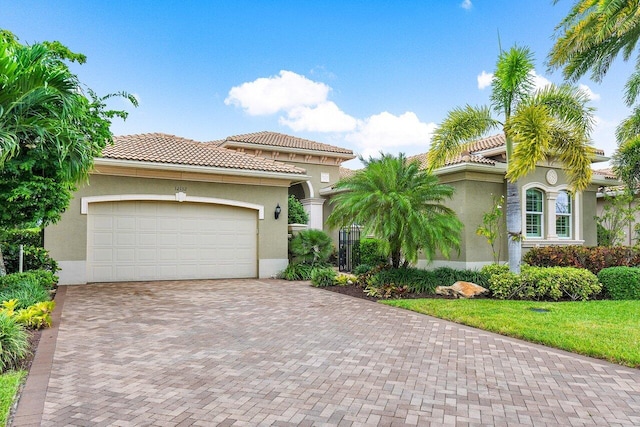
[549, 1, 640, 172]
[429, 46, 595, 273]
[326, 153, 463, 269]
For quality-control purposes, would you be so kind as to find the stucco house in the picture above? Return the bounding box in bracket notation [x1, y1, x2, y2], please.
[594, 168, 638, 246]
[46, 130, 613, 284]
[400, 134, 613, 269]
[45, 132, 355, 285]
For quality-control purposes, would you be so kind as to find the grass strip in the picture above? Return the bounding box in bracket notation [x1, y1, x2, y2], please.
[382, 299, 640, 368]
[0, 370, 26, 426]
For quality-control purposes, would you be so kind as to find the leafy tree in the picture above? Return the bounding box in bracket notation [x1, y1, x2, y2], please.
[327, 153, 463, 269]
[429, 46, 595, 273]
[0, 30, 136, 274]
[612, 135, 640, 192]
[287, 194, 309, 224]
[595, 191, 639, 246]
[476, 194, 505, 264]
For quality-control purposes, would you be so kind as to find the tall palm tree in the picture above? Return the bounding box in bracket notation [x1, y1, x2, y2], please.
[327, 153, 463, 269]
[549, 1, 640, 189]
[429, 46, 595, 273]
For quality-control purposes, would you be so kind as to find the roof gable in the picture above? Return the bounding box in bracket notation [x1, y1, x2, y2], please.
[222, 131, 355, 156]
[101, 133, 306, 175]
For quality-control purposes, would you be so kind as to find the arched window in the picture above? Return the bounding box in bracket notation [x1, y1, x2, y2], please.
[556, 191, 572, 238]
[526, 188, 544, 238]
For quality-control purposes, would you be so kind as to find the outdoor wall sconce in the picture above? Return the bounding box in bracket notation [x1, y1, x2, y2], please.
[274, 203, 282, 220]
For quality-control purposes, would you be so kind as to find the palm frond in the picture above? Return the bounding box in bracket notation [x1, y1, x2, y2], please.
[428, 105, 499, 170]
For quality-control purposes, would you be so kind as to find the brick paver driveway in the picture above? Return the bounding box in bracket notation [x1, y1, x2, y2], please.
[12, 279, 640, 426]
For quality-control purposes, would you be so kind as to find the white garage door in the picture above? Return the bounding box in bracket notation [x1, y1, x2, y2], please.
[87, 201, 257, 282]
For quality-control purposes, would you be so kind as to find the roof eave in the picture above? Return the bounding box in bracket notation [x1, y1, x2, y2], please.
[433, 162, 507, 176]
[222, 140, 356, 160]
[93, 158, 310, 181]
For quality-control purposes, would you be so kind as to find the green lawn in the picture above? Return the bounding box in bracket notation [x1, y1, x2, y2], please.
[382, 299, 640, 368]
[0, 370, 25, 426]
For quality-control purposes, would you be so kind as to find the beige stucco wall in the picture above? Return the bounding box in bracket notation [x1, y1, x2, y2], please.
[419, 164, 600, 269]
[595, 192, 639, 246]
[45, 173, 291, 283]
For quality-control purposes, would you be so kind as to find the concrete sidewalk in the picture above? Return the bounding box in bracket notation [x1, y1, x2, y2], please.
[12, 279, 640, 426]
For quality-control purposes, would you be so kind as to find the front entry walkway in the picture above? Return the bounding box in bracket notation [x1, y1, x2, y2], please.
[12, 280, 640, 426]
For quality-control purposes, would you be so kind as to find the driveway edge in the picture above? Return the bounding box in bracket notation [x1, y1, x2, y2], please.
[10, 285, 67, 427]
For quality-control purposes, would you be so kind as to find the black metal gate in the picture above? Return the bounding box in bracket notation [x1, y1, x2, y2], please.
[339, 225, 360, 272]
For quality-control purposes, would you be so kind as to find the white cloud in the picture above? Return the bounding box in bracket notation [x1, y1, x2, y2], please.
[224, 70, 330, 115]
[461, 0, 472, 10]
[579, 84, 601, 101]
[226, 71, 435, 158]
[530, 70, 552, 91]
[280, 101, 358, 133]
[347, 112, 436, 158]
[477, 71, 493, 90]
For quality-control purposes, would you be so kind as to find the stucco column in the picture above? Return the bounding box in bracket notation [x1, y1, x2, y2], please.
[301, 198, 325, 230]
[546, 192, 558, 239]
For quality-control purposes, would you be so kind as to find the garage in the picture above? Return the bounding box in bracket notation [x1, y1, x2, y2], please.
[87, 200, 257, 282]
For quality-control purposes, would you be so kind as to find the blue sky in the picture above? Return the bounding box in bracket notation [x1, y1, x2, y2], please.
[2, 1, 634, 168]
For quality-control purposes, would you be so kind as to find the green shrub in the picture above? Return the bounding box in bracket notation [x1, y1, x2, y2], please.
[311, 268, 337, 287]
[489, 266, 601, 301]
[364, 282, 408, 299]
[289, 229, 333, 266]
[0, 278, 51, 309]
[432, 267, 490, 288]
[358, 238, 387, 267]
[524, 245, 640, 275]
[0, 229, 58, 274]
[353, 264, 373, 276]
[598, 267, 640, 300]
[487, 270, 521, 299]
[371, 267, 438, 294]
[0, 313, 29, 373]
[480, 263, 509, 278]
[0, 271, 57, 291]
[280, 263, 314, 281]
[288, 195, 309, 224]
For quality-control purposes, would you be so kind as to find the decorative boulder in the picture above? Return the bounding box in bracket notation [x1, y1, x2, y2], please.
[435, 281, 488, 299]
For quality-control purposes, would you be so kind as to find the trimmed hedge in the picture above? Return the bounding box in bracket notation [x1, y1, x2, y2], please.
[597, 267, 640, 300]
[0, 270, 57, 291]
[488, 266, 601, 301]
[357, 238, 387, 268]
[524, 245, 640, 275]
[310, 268, 337, 287]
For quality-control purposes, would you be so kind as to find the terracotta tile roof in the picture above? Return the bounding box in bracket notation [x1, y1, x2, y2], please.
[339, 167, 356, 179]
[102, 133, 306, 174]
[406, 152, 496, 169]
[223, 131, 354, 155]
[466, 133, 605, 156]
[593, 168, 618, 180]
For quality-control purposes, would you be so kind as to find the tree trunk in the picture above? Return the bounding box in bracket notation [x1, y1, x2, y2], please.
[506, 181, 521, 273]
[0, 246, 6, 276]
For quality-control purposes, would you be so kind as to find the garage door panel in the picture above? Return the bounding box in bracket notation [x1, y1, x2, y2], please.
[88, 201, 257, 282]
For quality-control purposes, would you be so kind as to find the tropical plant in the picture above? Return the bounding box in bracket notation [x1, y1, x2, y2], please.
[594, 191, 639, 246]
[0, 30, 136, 274]
[0, 313, 28, 373]
[476, 194, 505, 263]
[288, 195, 309, 224]
[549, 1, 640, 190]
[310, 267, 337, 287]
[327, 153, 463, 268]
[429, 45, 595, 273]
[289, 229, 333, 266]
[13, 301, 55, 329]
[0, 277, 50, 310]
